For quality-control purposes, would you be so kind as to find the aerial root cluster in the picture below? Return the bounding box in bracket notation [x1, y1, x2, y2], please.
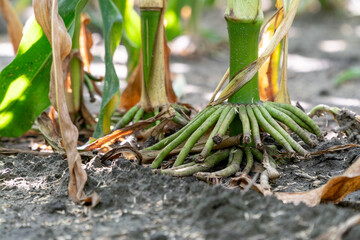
[144, 101, 323, 182]
[114, 104, 190, 130]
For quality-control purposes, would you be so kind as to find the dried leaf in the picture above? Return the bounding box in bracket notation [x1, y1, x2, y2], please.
[276, 155, 360, 207]
[230, 174, 272, 196]
[84, 108, 174, 150]
[34, 0, 97, 206]
[0, 0, 23, 53]
[274, 34, 291, 104]
[119, 56, 142, 110]
[100, 146, 142, 165]
[308, 144, 360, 158]
[79, 13, 93, 72]
[36, 112, 64, 153]
[164, 35, 178, 103]
[212, 0, 300, 104]
[258, 7, 283, 101]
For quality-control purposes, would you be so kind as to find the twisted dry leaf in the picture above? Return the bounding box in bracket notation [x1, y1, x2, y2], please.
[0, 0, 23, 53]
[34, 0, 98, 205]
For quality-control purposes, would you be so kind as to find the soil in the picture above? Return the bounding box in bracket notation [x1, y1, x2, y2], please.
[2, 6, 360, 240]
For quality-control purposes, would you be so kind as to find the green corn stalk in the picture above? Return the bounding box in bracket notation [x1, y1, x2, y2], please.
[225, 0, 263, 134]
[139, 0, 168, 111]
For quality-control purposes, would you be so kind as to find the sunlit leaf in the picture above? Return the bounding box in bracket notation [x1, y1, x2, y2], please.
[0, 0, 87, 137]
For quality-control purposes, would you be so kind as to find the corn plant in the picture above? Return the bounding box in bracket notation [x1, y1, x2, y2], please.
[142, 0, 322, 186]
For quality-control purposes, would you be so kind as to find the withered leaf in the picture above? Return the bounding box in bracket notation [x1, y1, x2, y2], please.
[0, 0, 23, 53]
[34, 0, 97, 206]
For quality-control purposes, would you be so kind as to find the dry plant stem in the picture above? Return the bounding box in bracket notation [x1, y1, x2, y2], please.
[198, 105, 232, 161]
[151, 107, 218, 168]
[115, 105, 139, 129]
[272, 102, 322, 137]
[145, 106, 214, 151]
[173, 107, 224, 167]
[238, 105, 251, 144]
[196, 148, 243, 181]
[252, 105, 295, 155]
[264, 103, 316, 147]
[260, 171, 271, 190]
[274, 35, 291, 104]
[269, 103, 313, 132]
[160, 149, 230, 177]
[243, 146, 254, 175]
[246, 105, 263, 148]
[257, 104, 309, 156]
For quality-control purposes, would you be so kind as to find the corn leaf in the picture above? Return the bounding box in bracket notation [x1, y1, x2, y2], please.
[0, 0, 87, 137]
[93, 0, 123, 138]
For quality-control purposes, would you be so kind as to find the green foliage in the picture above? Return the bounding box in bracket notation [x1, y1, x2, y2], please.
[334, 67, 360, 87]
[118, 0, 141, 77]
[0, 0, 87, 137]
[93, 0, 123, 138]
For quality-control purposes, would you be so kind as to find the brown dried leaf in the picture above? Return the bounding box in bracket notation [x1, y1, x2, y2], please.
[0, 0, 23, 53]
[84, 108, 173, 150]
[119, 57, 142, 110]
[276, 155, 360, 207]
[230, 174, 272, 196]
[100, 146, 142, 165]
[79, 13, 93, 72]
[34, 0, 96, 205]
[36, 112, 64, 153]
[164, 35, 177, 103]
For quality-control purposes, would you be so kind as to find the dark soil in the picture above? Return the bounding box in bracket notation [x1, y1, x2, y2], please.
[2, 6, 360, 240]
[1, 151, 360, 240]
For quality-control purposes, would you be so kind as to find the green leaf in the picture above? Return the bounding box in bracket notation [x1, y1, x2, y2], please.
[116, 0, 141, 76]
[93, 0, 123, 138]
[0, 0, 87, 137]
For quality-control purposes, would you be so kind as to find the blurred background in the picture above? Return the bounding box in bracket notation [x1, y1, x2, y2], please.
[1, 0, 360, 113]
